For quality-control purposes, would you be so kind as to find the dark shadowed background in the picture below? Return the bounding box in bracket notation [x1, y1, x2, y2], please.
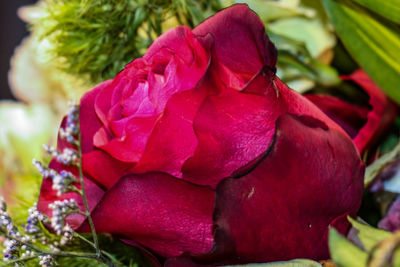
[0, 0, 37, 100]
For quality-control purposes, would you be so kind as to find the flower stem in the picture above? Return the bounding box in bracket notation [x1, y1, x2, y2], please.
[0, 231, 104, 267]
[77, 122, 101, 258]
[74, 232, 119, 264]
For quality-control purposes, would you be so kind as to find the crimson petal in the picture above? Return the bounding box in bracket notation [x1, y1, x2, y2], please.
[183, 76, 344, 188]
[344, 70, 397, 152]
[82, 150, 131, 189]
[305, 94, 369, 139]
[209, 114, 364, 263]
[307, 70, 397, 153]
[78, 172, 215, 258]
[193, 4, 277, 89]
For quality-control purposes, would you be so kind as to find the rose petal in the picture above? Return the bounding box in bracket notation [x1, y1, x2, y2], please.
[193, 4, 277, 89]
[78, 172, 215, 258]
[307, 70, 397, 153]
[145, 26, 209, 113]
[120, 239, 162, 267]
[94, 116, 159, 162]
[133, 85, 207, 177]
[344, 70, 397, 153]
[182, 76, 344, 188]
[305, 94, 369, 138]
[80, 80, 112, 153]
[82, 150, 131, 188]
[209, 114, 363, 263]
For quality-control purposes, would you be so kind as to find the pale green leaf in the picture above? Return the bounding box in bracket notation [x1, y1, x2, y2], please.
[350, 0, 400, 24]
[364, 140, 400, 187]
[234, 0, 314, 22]
[322, 0, 400, 104]
[225, 259, 322, 267]
[348, 217, 392, 251]
[269, 16, 336, 58]
[329, 228, 367, 267]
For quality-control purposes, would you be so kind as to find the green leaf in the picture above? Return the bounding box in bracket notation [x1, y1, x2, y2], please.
[364, 140, 400, 187]
[329, 228, 367, 267]
[322, 0, 400, 104]
[348, 217, 392, 251]
[349, 0, 400, 24]
[234, 0, 314, 21]
[224, 259, 322, 267]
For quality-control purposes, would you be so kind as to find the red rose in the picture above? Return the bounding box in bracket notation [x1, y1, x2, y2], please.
[38, 4, 365, 264]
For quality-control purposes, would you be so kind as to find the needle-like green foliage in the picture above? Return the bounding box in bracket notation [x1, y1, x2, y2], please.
[33, 0, 222, 84]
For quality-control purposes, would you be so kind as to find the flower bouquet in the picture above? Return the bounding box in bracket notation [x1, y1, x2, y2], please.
[1, 0, 400, 266]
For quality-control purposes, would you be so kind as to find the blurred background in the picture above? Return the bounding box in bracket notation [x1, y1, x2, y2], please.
[0, 1, 37, 100]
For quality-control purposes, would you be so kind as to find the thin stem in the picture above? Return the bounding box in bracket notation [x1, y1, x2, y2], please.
[77, 124, 101, 257]
[74, 232, 96, 249]
[0, 232, 101, 267]
[0, 252, 102, 267]
[73, 233, 121, 265]
[1, 255, 37, 267]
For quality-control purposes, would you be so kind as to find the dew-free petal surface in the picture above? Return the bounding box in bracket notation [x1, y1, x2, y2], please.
[210, 114, 364, 262]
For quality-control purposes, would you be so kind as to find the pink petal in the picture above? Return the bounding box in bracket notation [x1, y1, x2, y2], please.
[94, 116, 159, 162]
[146, 27, 209, 114]
[78, 172, 215, 258]
[133, 77, 212, 177]
[209, 114, 364, 263]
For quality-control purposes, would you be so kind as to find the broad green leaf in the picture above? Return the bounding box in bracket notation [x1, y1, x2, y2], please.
[225, 259, 322, 267]
[329, 228, 367, 267]
[350, 0, 400, 24]
[322, 0, 400, 104]
[349, 217, 392, 250]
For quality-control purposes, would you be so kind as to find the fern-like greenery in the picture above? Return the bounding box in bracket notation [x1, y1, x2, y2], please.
[33, 0, 222, 84]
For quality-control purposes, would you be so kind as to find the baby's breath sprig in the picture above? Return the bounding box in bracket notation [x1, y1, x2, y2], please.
[0, 197, 100, 267]
[0, 104, 119, 266]
[30, 0, 222, 84]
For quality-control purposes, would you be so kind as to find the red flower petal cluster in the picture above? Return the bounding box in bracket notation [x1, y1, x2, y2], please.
[38, 4, 380, 265]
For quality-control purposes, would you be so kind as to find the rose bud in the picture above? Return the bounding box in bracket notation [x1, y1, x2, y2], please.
[38, 4, 365, 265]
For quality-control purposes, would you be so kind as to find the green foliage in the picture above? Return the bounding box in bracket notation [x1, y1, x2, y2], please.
[32, 0, 221, 84]
[322, 0, 400, 104]
[225, 259, 322, 266]
[236, 0, 340, 92]
[349, 0, 400, 24]
[364, 140, 400, 187]
[329, 218, 400, 267]
[348, 217, 391, 251]
[329, 228, 367, 267]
